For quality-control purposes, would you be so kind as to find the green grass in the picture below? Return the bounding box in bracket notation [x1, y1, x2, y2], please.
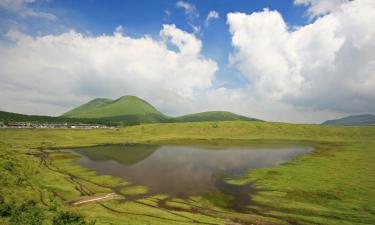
[1, 121, 375, 224]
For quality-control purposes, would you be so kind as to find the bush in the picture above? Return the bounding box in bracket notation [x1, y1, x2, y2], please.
[0, 196, 13, 217]
[3, 161, 15, 172]
[53, 211, 95, 225]
[9, 200, 44, 225]
[49, 196, 58, 211]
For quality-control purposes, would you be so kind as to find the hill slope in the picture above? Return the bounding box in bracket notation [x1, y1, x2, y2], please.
[62, 98, 113, 117]
[322, 114, 375, 126]
[62, 96, 165, 122]
[172, 111, 260, 122]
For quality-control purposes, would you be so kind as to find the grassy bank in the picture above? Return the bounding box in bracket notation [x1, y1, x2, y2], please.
[1, 121, 375, 224]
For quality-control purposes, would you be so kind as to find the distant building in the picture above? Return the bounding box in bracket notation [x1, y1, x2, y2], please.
[69, 124, 110, 129]
[3, 121, 116, 129]
[6, 122, 33, 128]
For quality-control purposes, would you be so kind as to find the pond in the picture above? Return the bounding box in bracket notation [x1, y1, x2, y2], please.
[63, 144, 313, 205]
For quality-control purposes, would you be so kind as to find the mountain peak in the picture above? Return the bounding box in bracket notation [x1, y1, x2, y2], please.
[114, 95, 146, 102]
[62, 95, 163, 119]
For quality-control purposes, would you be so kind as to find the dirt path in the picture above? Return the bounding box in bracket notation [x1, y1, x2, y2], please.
[72, 193, 118, 206]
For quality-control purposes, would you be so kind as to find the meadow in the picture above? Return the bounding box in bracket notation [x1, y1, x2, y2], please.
[1, 121, 375, 225]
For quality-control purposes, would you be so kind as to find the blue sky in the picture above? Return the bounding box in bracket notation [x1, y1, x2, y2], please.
[0, 0, 374, 123]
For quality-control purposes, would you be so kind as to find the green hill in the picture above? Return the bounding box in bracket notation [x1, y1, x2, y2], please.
[62, 96, 166, 122]
[62, 95, 260, 124]
[172, 111, 260, 122]
[322, 114, 375, 126]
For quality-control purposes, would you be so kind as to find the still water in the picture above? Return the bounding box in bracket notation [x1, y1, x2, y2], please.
[64, 144, 312, 198]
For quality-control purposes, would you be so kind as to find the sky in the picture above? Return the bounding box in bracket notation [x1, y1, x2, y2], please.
[0, 0, 374, 123]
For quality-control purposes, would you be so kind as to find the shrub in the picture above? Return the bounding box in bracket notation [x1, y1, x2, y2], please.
[0, 196, 13, 217]
[3, 161, 15, 172]
[53, 211, 95, 225]
[9, 200, 44, 225]
[49, 196, 58, 211]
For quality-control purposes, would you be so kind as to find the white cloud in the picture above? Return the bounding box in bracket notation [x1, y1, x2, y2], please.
[0, 25, 217, 115]
[0, 0, 56, 20]
[0, 0, 34, 10]
[294, 0, 349, 18]
[164, 9, 171, 17]
[205, 10, 219, 27]
[227, 0, 375, 114]
[176, 2, 200, 35]
[113, 25, 124, 35]
[176, 1, 199, 19]
[189, 23, 201, 34]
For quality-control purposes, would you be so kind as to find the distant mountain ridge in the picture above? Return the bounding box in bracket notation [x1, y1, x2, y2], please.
[322, 114, 375, 126]
[61, 95, 261, 124]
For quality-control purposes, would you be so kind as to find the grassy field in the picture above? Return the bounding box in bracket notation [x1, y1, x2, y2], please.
[1, 121, 375, 225]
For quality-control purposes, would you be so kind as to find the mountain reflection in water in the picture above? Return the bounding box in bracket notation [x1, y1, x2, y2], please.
[64, 144, 312, 199]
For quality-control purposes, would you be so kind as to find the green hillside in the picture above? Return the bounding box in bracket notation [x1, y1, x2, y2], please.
[172, 111, 260, 122]
[62, 98, 113, 116]
[62, 96, 165, 120]
[62, 96, 260, 124]
[322, 114, 375, 126]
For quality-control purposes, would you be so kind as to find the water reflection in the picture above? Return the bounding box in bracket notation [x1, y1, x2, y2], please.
[65, 144, 312, 199]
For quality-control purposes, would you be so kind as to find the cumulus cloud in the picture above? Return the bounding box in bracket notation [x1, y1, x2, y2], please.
[227, 0, 375, 114]
[205, 10, 219, 27]
[176, 1, 199, 19]
[0, 0, 56, 20]
[0, 25, 217, 115]
[294, 0, 349, 18]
